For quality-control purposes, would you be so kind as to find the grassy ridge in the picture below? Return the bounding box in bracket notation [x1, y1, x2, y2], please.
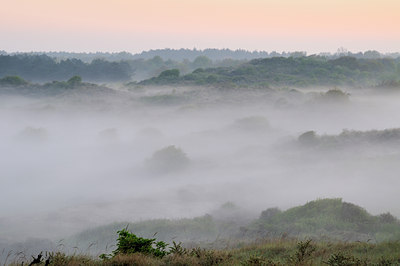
[66, 199, 400, 253]
[248, 199, 400, 242]
[5, 199, 400, 265]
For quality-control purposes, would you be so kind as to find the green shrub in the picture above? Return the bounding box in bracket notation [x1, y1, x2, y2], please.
[0, 75, 28, 86]
[288, 239, 316, 264]
[325, 252, 365, 266]
[319, 89, 350, 103]
[101, 228, 169, 259]
[67, 75, 82, 86]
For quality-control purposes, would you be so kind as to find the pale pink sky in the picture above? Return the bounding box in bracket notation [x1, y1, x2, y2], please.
[1, 0, 399, 53]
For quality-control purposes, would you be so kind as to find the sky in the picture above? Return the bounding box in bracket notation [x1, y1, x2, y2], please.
[1, 0, 399, 53]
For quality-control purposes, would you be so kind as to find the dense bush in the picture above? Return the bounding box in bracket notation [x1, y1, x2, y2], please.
[101, 228, 168, 259]
[319, 89, 350, 103]
[145, 145, 190, 174]
[0, 75, 28, 86]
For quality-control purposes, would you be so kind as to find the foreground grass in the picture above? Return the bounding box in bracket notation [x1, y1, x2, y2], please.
[10, 239, 400, 265]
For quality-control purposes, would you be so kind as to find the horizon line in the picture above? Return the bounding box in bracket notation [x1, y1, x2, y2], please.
[2, 47, 400, 55]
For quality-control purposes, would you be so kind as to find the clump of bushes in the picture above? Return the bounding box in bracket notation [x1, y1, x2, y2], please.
[377, 79, 400, 88]
[298, 130, 319, 146]
[145, 145, 190, 174]
[313, 89, 350, 104]
[99, 229, 229, 264]
[324, 252, 366, 266]
[0, 75, 28, 86]
[140, 69, 180, 85]
[323, 89, 350, 101]
[100, 228, 169, 259]
[259, 208, 282, 222]
[248, 198, 400, 242]
[298, 128, 400, 149]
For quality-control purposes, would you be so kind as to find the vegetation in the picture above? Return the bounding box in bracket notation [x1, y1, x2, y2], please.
[62, 199, 400, 258]
[0, 54, 132, 82]
[0, 75, 29, 86]
[10, 238, 400, 265]
[140, 56, 400, 88]
[4, 48, 399, 62]
[145, 145, 190, 174]
[1, 53, 399, 86]
[100, 228, 169, 259]
[248, 199, 400, 242]
[298, 128, 400, 149]
[318, 89, 350, 103]
[377, 79, 400, 89]
[0, 75, 117, 97]
[0, 53, 244, 83]
[5, 199, 400, 265]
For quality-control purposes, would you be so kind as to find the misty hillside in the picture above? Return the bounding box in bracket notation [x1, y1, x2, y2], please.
[4, 0, 400, 263]
[59, 199, 400, 254]
[249, 199, 400, 242]
[2, 198, 397, 260]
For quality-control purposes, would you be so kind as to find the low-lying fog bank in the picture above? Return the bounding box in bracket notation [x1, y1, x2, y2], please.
[1, 84, 400, 246]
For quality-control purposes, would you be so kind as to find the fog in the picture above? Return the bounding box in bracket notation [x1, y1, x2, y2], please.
[1, 85, 400, 245]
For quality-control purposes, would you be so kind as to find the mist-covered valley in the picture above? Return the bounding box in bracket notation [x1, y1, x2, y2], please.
[2, 76, 400, 255]
[4, 0, 400, 261]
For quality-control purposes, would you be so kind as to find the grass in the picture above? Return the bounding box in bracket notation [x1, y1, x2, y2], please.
[8, 239, 400, 265]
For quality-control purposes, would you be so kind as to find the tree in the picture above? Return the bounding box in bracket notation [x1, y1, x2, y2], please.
[158, 69, 180, 79]
[67, 75, 82, 87]
[192, 56, 212, 68]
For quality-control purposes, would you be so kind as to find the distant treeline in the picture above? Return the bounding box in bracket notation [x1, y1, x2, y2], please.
[141, 56, 400, 87]
[1, 52, 400, 85]
[1, 48, 399, 63]
[0, 54, 132, 82]
[0, 49, 269, 62]
[0, 53, 245, 82]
